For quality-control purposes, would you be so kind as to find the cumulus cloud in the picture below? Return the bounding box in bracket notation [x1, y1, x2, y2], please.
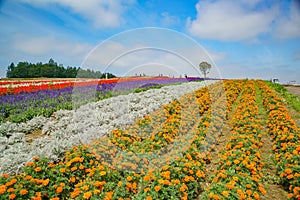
[12, 33, 92, 63]
[275, 0, 300, 39]
[17, 0, 135, 28]
[187, 0, 279, 41]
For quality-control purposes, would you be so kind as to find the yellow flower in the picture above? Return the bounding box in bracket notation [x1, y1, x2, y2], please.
[83, 191, 92, 199]
[100, 171, 106, 176]
[117, 181, 122, 187]
[82, 185, 89, 191]
[127, 176, 132, 181]
[222, 191, 229, 197]
[154, 186, 161, 192]
[42, 179, 49, 186]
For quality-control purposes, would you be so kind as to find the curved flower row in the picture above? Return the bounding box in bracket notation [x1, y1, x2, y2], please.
[0, 77, 200, 96]
[202, 80, 266, 200]
[223, 80, 245, 119]
[0, 80, 243, 199]
[257, 80, 300, 199]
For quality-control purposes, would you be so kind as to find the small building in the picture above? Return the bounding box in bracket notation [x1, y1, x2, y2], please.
[288, 80, 296, 85]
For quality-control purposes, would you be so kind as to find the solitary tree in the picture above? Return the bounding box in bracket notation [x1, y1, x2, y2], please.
[199, 61, 211, 79]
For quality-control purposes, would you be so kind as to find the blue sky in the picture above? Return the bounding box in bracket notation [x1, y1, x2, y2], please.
[0, 0, 299, 83]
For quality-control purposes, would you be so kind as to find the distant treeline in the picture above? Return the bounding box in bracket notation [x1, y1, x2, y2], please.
[6, 58, 116, 79]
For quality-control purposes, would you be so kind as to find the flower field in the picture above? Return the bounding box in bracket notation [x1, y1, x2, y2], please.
[0, 77, 201, 123]
[0, 79, 299, 199]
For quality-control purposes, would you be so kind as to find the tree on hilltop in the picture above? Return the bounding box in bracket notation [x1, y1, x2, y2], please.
[199, 61, 211, 79]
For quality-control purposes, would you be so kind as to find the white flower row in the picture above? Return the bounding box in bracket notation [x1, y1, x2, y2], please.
[0, 80, 217, 175]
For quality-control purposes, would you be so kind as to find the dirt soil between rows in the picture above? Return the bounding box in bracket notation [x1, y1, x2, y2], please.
[284, 85, 300, 99]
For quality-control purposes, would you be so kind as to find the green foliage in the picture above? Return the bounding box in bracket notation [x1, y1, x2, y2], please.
[76, 68, 102, 78]
[266, 81, 300, 112]
[6, 59, 107, 79]
[100, 73, 117, 79]
[133, 85, 162, 93]
[199, 61, 211, 79]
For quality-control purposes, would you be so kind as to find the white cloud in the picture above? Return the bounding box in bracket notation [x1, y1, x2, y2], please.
[83, 40, 226, 77]
[13, 33, 92, 60]
[18, 0, 135, 28]
[187, 0, 279, 41]
[161, 12, 179, 26]
[275, 0, 300, 39]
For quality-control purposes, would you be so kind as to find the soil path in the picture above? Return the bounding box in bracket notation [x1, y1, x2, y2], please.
[284, 85, 300, 99]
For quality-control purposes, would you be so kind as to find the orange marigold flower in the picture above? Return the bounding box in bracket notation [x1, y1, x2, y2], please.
[163, 180, 170, 185]
[234, 160, 240, 164]
[9, 194, 16, 199]
[94, 189, 100, 195]
[79, 165, 85, 170]
[186, 153, 192, 160]
[144, 175, 151, 181]
[196, 170, 204, 178]
[127, 176, 132, 181]
[83, 191, 92, 199]
[25, 175, 32, 181]
[287, 174, 293, 179]
[82, 185, 89, 191]
[69, 177, 76, 183]
[0, 185, 6, 194]
[7, 188, 15, 193]
[11, 179, 17, 184]
[35, 167, 42, 172]
[26, 162, 34, 167]
[42, 179, 49, 186]
[253, 192, 259, 199]
[246, 190, 252, 195]
[50, 198, 60, 200]
[35, 192, 42, 197]
[144, 187, 150, 193]
[71, 166, 77, 171]
[285, 168, 293, 174]
[226, 183, 234, 189]
[70, 190, 81, 198]
[59, 168, 66, 173]
[56, 187, 63, 193]
[20, 189, 28, 195]
[154, 186, 161, 192]
[32, 197, 42, 200]
[118, 181, 122, 187]
[146, 196, 152, 200]
[2, 174, 9, 178]
[259, 187, 266, 195]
